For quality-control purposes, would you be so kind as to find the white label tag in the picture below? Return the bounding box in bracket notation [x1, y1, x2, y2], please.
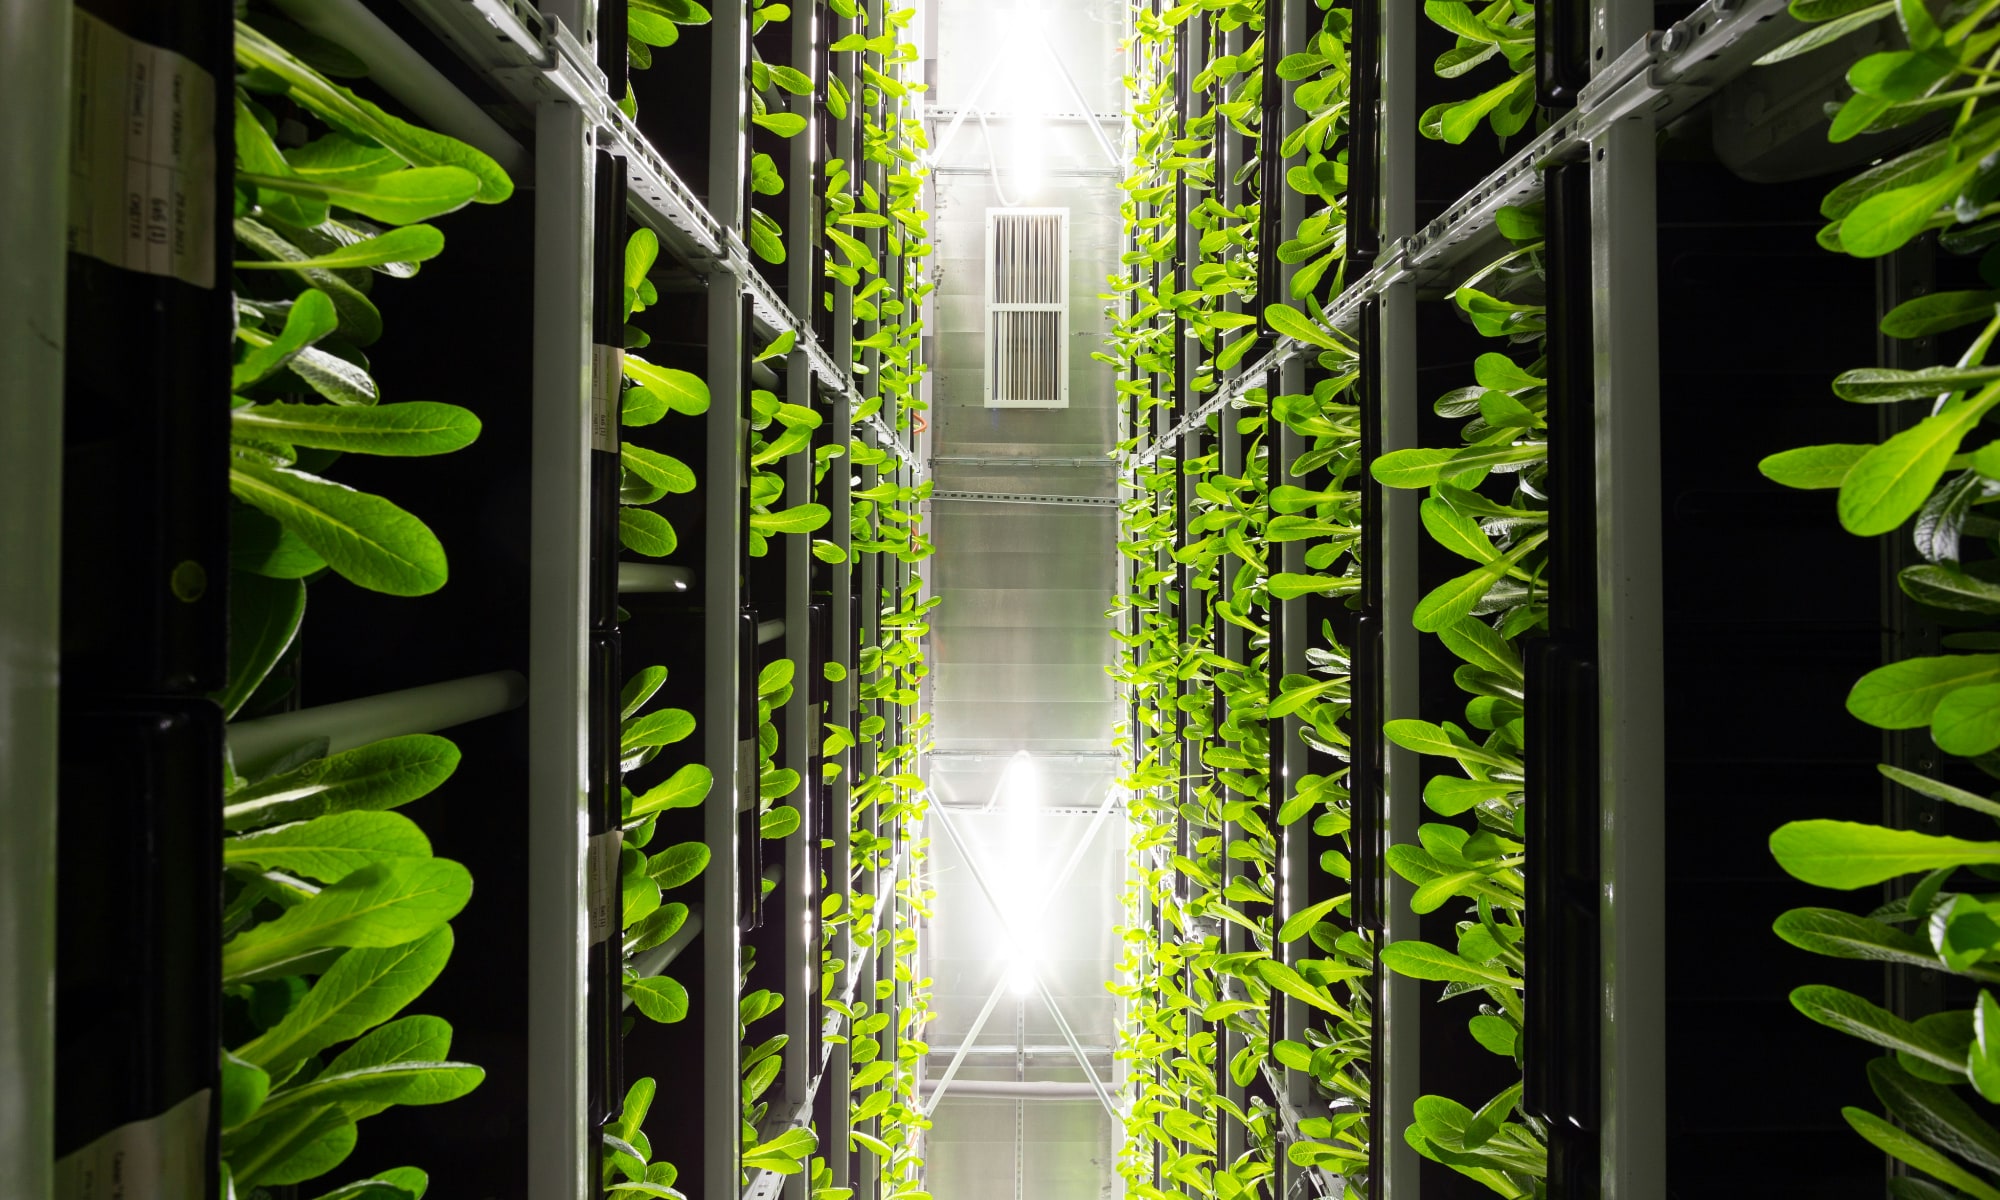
[55, 1089, 211, 1200]
[68, 10, 217, 288]
[591, 344, 624, 453]
[586, 827, 626, 946]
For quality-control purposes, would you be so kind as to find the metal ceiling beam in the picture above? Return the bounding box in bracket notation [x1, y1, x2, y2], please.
[928, 108, 1124, 123]
[926, 1045, 1114, 1059]
[929, 750, 1122, 759]
[919, 1080, 1102, 1099]
[934, 455, 1113, 468]
[934, 802, 1125, 815]
[932, 166, 1123, 179]
[931, 489, 1119, 507]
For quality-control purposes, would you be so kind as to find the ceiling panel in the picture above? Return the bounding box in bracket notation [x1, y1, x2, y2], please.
[932, 506, 1116, 553]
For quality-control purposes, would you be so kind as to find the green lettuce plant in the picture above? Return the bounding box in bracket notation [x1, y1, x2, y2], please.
[1107, 2, 1369, 1197]
[1417, 1, 1535, 145]
[1760, 2, 2000, 1193]
[221, 10, 515, 1193]
[1367, 207, 1546, 1198]
[618, 228, 709, 560]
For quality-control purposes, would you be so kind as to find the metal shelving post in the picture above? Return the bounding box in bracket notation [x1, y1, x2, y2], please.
[527, 1, 598, 1192]
[855, 449, 881, 1200]
[708, 3, 753, 1198]
[1271, 0, 1316, 1158]
[780, 5, 823, 1199]
[826, 2, 862, 1187]
[1374, 1, 1422, 1195]
[1214, 12, 1251, 1169]
[0, 5, 69, 1196]
[1589, 18, 1666, 1196]
[855, 7, 888, 1163]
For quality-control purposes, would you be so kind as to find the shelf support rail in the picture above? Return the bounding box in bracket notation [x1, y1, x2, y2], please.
[390, 0, 924, 474]
[1126, 0, 1798, 467]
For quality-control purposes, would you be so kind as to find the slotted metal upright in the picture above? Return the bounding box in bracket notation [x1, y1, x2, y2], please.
[778, 6, 823, 1200]
[526, 3, 598, 1194]
[1376, 4, 1424, 1192]
[1268, 0, 1318, 1184]
[1588, 7, 1666, 1193]
[0, 5, 70, 1197]
[825, 3, 863, 1190]
[706, 3, 751, 1198]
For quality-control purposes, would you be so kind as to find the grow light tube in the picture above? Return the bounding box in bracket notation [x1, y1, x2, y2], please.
[995, 752, 1043, 994]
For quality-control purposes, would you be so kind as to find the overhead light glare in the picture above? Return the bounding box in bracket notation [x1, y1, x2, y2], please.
[1001, 4, 1050, 198]
[991, 750, 1045, 989]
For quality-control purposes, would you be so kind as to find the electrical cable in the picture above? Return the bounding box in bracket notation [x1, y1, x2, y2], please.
[974, 107, 1027, 208]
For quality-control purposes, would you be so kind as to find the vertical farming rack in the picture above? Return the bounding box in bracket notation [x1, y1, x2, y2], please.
[1109, 1, 1912, 1198]
[10, 0, 938, 1197]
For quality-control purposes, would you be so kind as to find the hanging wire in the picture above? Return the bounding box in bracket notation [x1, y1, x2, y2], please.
[974, 107, 1027, 209]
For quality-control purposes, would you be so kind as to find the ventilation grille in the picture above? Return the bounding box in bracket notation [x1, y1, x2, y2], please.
[985, 208, 1069, 408]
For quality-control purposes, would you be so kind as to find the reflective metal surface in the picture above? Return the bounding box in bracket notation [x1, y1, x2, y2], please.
[924, 0, 1128, 1195]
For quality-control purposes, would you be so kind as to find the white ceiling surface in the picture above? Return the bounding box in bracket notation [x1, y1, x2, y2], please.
[921, 1, 1129, 1198]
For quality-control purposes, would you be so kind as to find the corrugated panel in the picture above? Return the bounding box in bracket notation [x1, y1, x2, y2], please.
[927, 702, 1116, 750]
[934, 588, 1110, 630]
[934, 663, 1114, 704]
[934, 543, 1113, 590]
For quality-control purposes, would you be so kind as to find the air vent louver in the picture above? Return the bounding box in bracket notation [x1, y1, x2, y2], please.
[984, 208, 1070, 408]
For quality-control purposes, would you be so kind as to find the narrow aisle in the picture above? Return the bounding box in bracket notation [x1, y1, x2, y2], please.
[919, 1, 1129, 1197]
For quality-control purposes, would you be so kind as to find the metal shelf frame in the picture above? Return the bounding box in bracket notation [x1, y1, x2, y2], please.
[0, 4, 70, 1196]
[18, 3, 927, 1200]
[396, 0, 923, 477]
[1129, 0, 1795, 469]
[362, 2, 936, 1198]
[1118, 2, 1801, 1198]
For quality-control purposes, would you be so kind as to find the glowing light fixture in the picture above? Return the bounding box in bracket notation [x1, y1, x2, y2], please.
[1000, 4, 1050, 199]
[993, 751, 1045, 994]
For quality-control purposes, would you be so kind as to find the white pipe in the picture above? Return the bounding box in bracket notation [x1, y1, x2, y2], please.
[618, 563, 695, 594]
[623, 908, 704, 1007]
[926, 55, 1000, 168]
[267, 0, 530, 182]
[922, 975, 1009, 1116]
[226, 669, 526, 774]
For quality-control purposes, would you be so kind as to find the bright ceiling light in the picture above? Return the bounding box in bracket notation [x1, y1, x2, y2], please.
[1000, 749, 1040, 809]
[993, 751, 1045, 991]
[1001, 5, 1050, 198]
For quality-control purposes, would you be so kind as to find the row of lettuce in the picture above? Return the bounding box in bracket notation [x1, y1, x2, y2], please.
[1116, 0, 2000, 1197]
[217, 2, 939, 1198]
[1108, 2, 1373, 1199]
